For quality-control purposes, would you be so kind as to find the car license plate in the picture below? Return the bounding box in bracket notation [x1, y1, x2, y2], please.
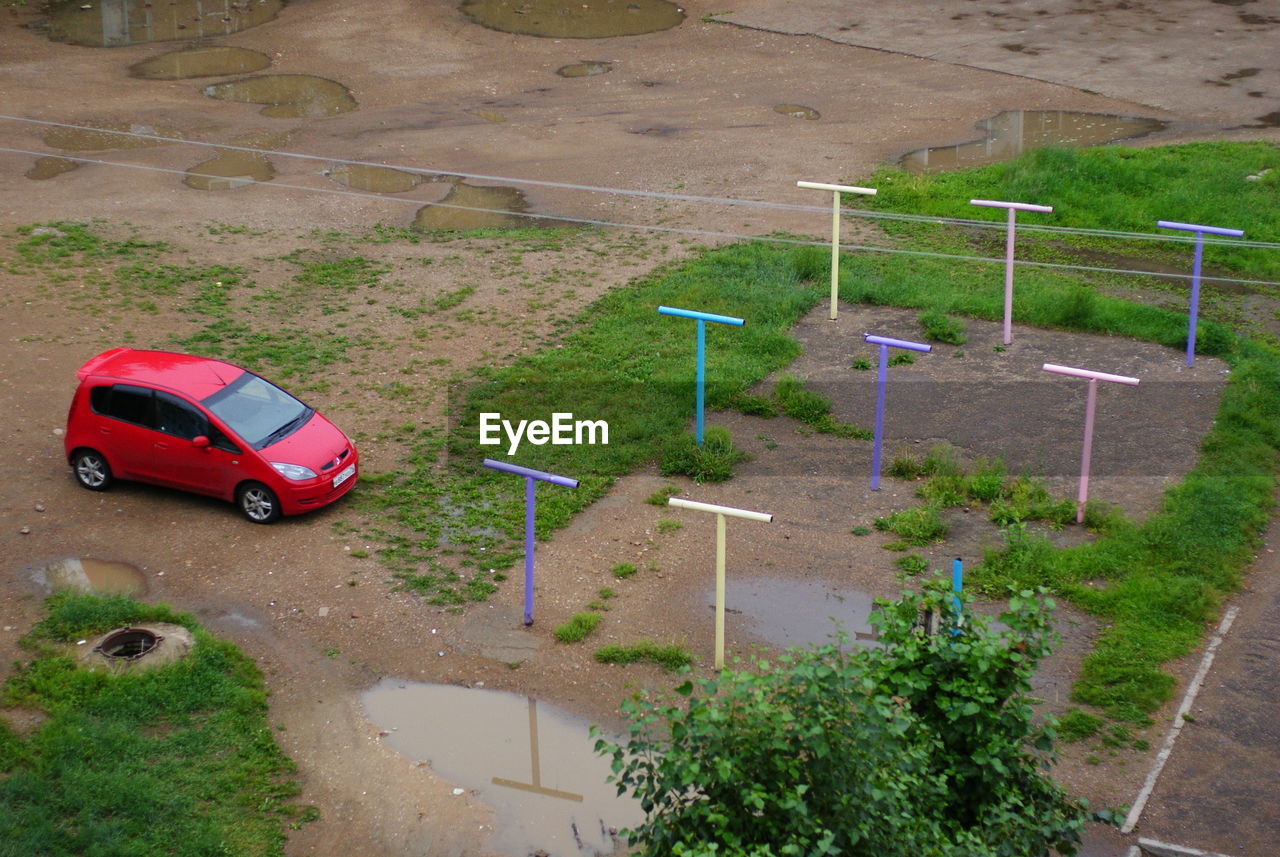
[332, 462, 356, 488]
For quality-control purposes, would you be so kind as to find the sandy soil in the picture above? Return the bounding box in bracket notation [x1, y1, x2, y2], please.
[1, 1, 1277, 856]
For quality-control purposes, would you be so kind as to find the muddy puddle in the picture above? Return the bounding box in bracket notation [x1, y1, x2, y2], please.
[41, 0, 282, 47]
[557, 60, 612, 78]
[203, 74, 356, 118]
[774, 104, 820, 120]
[26, 157, 79, 180]
[900, 110, 1167, 173]
[414, 181, 534, 231]
[184, 151, 274, 190]
[718, 577, 880, 650]
[129, 45, 271, 80]
[362, 680, 639, 856]
[44, 121, 182, 151]
[460, 0, 684, 38]
[34, 557, 147, 596]
[326, 163, 424, 193]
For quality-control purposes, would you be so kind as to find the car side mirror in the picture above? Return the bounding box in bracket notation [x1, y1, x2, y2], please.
[192, 435, 210, 449]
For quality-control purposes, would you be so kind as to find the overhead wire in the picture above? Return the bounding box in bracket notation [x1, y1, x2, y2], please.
[1, 116, 1277, 288]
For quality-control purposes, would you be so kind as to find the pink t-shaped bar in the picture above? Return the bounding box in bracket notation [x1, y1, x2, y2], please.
[1042, 364, 1139, 523]
[971, 199, 1054, 345]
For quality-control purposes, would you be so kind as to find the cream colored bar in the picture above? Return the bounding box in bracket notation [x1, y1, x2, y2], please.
[797, 180, 878, 320]
[667, 497, 774, 522]
[668, 497, 773, 668]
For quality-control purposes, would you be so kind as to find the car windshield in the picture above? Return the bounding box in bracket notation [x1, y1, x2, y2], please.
[202, 371, 313, 450]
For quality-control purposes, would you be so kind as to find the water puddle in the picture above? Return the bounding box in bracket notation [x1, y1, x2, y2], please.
[26, 156, 79, 180]
[44, 121, 182, 151]
[774, 103, 820, 120]
[203, 74, 357, 118]
[35, 557, 147, 596]
[413, 181, 532, 231]
[326, 163, 424, 193]
[899, 110, 1167, 173]
[128, 45, 272, 79]
[362, 680, 639, 856]
[716, 577, 880, 650]
[41, 0, 283, 47]
[460, 0, 684, 38]
[184, 151, 274, 190]
[556, 60, 613, 78]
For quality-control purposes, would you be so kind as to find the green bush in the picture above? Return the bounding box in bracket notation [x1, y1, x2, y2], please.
[596, 583, 1113, 856]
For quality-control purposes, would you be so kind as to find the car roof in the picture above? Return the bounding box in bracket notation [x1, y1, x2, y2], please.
[77, 348, 246, 400]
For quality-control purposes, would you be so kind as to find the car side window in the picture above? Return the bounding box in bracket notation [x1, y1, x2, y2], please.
[99, 384, 154, 427]
[155, 391, 209, 440]
[208, 426, 242, 454]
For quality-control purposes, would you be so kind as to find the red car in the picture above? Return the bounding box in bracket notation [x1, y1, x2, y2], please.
[64, 348, 358, 523]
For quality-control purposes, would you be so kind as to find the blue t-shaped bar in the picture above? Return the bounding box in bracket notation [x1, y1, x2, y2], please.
[864, 333, 931, 490]
[1157, 220, 1245, 366]
[658, 306, 746, 445]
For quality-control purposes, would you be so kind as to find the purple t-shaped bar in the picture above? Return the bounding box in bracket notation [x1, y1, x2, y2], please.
[1157, 220, 1245, 366]
[864, 333, 932, 490]
[971, 199, 1054, 345]
[1041, 364, 1139, 523]
[483, 458, 579, 625]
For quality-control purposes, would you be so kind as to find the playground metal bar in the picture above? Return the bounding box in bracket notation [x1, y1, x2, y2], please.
[798, 180, 878, 320]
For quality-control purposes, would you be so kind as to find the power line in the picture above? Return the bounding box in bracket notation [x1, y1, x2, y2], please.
[4, 114, 1276, 250]
[1, 140, 1277, 289]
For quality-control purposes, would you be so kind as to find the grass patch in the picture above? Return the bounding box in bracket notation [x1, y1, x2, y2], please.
[919, 310, 967, 345]
[0, 591, 305, 856]
[612, 563, 638, 579]
[773, 375, 873, 439]
[594, 641, 693, 671]
[659, 426, 750, 483]
[874, 504, 948, 546]
[554, 612, 603, 643]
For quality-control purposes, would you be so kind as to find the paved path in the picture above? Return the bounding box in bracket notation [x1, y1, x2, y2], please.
[1081, 497, 1280, 857]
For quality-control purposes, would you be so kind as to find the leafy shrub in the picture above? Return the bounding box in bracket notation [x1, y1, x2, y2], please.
[595, 584, 1112, 857]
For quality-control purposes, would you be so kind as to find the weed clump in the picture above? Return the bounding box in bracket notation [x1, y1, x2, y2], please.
[660, 426, 749, 483]
[554, 612, 602, 643]
[595, 640, 693, 671]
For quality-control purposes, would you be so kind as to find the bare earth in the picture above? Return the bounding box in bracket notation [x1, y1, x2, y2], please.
[1, 2, 1278, 856]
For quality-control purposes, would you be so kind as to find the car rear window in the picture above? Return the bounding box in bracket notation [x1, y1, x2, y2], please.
[91, 384, 153, 426]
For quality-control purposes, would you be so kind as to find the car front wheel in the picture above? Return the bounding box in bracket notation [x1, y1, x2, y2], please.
[237, 482, 281, 524]
[72, 449, 112, 491]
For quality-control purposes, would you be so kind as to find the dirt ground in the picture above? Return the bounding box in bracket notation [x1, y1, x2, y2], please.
[1, 1, 1277, 856]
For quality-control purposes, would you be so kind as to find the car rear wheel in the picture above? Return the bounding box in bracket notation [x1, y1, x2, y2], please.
[72, 449, 112, 491]
[237, 482, 281, 524]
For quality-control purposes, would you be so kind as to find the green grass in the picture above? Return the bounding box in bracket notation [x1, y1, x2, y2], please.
[612, 562, 638, 579]
[773, 375, 873, 439]
[554, 612, 603, 643]
[594, 640, 693, 671]
[918, 310, 967, 345]
[0, 592, 306, 856]
[863, 141, 1280, 280]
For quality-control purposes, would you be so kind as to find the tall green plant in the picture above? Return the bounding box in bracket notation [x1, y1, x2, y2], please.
[596, 583, 1116, 857]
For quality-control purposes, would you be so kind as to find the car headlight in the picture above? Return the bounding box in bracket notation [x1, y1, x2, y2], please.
[270, 462, 318, 480]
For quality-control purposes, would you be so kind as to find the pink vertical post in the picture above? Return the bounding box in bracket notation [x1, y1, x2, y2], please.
[1042, 364, 1140, 523]
[971, 199, 1054, 345]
